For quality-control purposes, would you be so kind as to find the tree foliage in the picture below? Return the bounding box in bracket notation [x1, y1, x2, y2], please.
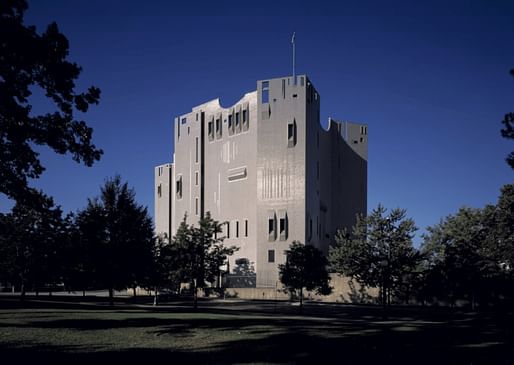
[75, 176, 154, 304]
[421, 183, 514, 308]
[279, 241, 332, 311]
[500, 69, 514, 169]
[0, 0, 102, 206]
[329, 204, 419, 307]
[172, 212, 237, 309]
[0, 195, 66, 297]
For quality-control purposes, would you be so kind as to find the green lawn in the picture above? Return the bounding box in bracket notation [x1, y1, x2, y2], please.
[0, 296, 513, 364]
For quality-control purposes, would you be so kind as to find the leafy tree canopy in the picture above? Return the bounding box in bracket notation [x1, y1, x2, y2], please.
[0, 0, 102, 206]
[279, 241, 332, 311]
[329, 204, 418, 306]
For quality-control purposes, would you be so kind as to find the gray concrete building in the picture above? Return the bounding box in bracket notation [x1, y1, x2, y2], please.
[155, 75, 367, 288]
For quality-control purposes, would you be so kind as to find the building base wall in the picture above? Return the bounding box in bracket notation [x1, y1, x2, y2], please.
[224, 275, 379, 304]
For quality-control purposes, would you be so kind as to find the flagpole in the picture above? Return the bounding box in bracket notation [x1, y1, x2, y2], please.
[292, 32, 296, 84]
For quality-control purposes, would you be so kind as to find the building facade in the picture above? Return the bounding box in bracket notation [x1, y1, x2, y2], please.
[155, 75, 367, 288]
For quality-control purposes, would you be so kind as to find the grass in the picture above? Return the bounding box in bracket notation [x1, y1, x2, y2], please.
[0, 296, 513, 364]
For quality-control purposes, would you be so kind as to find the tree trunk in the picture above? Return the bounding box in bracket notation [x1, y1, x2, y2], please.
[133, 286, 137, 298]
[20, 282, 25, 302]
[108, 288, 114, 306]
[153, 287, 158, 306]
[82, 290, 86, 297]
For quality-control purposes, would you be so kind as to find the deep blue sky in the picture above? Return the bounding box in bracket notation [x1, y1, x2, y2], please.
[2, 0, 514, 244]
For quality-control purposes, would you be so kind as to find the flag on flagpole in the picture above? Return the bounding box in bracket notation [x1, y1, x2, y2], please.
[291, 32, 295, 45]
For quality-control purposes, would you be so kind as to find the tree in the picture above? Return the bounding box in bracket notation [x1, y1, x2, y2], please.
[172, 212, 238, 309]
[0, 195, 65, 299]
[0, 0, 102, 207]
[500, 69, 514, 169]
[75, 176, 154, 305]
[420, 184, 514, 308]
[146, 233, 182, 305]
[279, 241, 332, 313]
[329, 204, 419, 307]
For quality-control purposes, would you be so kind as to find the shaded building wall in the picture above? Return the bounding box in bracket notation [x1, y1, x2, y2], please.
[154, 163, 173, 239]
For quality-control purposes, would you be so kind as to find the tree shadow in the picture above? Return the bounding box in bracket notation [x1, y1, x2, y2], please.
[1, 298, 513, 364]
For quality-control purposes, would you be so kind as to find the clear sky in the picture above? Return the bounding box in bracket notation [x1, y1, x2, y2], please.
[2, 0, 513, 245]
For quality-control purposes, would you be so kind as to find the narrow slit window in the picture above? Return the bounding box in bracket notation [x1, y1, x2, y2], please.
[236, 221, 239, 238]
[157, 184, 162, 198]
[243, 105, 249, 131]
[195, 137, 199, 163]
[228, 113, 234, 135]
[268, 212, 277, 241]
[245, 219, 248, 237]
[208, 119, 214, 141]
[176, 176, 182, 199]
[195, 171, 199, 185]
[279, 211, 288, 241]
[195, 198, 199, 215]
[268, 250, 275, 263]
[216, 117, 222, 138]
[226, 222, 230, 239]
[235, 111, 240, 132]
[262, 81, 269, 104]
[287, 120, 297, 147]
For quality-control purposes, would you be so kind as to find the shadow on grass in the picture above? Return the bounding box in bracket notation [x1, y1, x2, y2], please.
[1, 297, 513, 364]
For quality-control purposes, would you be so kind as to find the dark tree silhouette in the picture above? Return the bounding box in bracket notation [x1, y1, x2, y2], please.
[172, 212, 238, 309]
[0, 0, 102, 207]
[329, 205, 419, 308]
[279, 241, 332, 313]
[501, 69, 514, 169]
[420, 184, 514, 308]
[75, 176, 154, 305]
[0, 195, 65, 299]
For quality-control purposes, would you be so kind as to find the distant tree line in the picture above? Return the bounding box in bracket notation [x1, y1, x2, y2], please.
[0, 176, 237, 308]
[328, 183, 514, 309]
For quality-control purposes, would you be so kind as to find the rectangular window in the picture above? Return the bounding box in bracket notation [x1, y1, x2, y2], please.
[196, 113, 198, 121]
[282, 79, 286, 98]
[268, 212, 276, 241]
[228, 113, 234, 135]
[243, 104, 249, 131]
[157, 184, 162, 198]
[235, 111, 240, 132]
[216, 118, 221, 138]
[236, 221, 239, 238]
[268, 250, 275, 263]
[195, 137, 199, 163]
[287, 120, 296, 148]
[262, 81, 269, 104]
[176, 176, 182, 199]
[279, 211, 288, 241]
[208, 120, 214, 141]
[181, 117, 187, 124]
[226, 222, 230, 239]
[245, 219, 248, 237]
[195, 198, 198, 215]
[195, 171, 198, 185]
